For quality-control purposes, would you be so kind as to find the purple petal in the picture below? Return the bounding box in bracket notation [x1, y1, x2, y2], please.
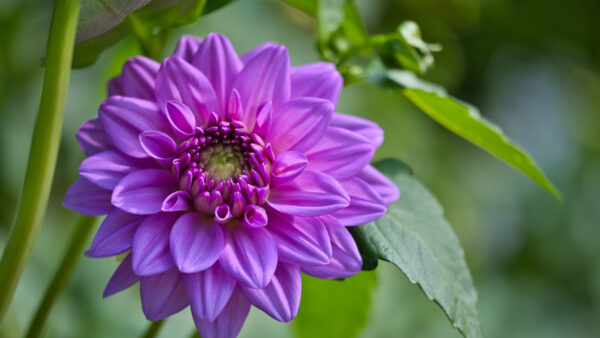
[268, 170, 349, 217]
[156, 57, 218, 124]
[233, 44, 290, 129]
[165, 100, 196, 139]
[290, 62, 343, 105]
[170, 212, 224, 273]
[242, 205, 268, 228]
[193, 288, 250, 338]
[132, 212, 179, 276]
[191, 33, 242, 113]
[103, 253, 139, 297]
[112, 169, 177, 215]
[302, 220, 362, 279]
[219, 225, 277, 288]
[79, 150, 147, 190]
[267, 209, 332, 266]
[139, 130, 177, 160]
[63, 178, 112, 216]
[254, 101, 272, 137]
[330, 113, 384, 149]
[76, 118, 112, 156]
[107, 76, 123, 97]
[119, 56, 160, 100]
[306, 127, 374, 181]
[268, 98, 333, 153]
[183, 264, 236, 321]
[240, 42, 278, 64]
[332, 177, 387, 226]
[86, 209, 144, 258]
[140, 268, 189, 321]
[356, 165, 400, 205]
[173, 35, 202, 61]
[240, 263, 301, 322]
[99, 96, 167, 158]
[162, 190, 193, 212]
[271, 151, 308, 186]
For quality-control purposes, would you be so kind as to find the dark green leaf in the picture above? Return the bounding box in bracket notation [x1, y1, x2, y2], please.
[76, 0, 152, 43]
[294, 271, 376, 338]
[403, 88, 562, 200]
[352, 158, 482, 338]
[72, 0, 236, 68]
[379, 21, 440, 74]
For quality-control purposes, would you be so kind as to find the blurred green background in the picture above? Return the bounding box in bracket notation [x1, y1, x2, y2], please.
[1, 0, 599, 337]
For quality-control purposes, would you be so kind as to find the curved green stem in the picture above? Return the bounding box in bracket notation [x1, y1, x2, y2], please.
[25, 216, 97, 338]
[0, 0, 81, 322]
[141, 320, 166, 338]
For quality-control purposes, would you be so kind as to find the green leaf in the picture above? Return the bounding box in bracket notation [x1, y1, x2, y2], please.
[403, 88, 562, 200]
[379, 21, 440, 75]
[315, 0, 367, 62]
[294, 271, 376, 338]
[76, 0, 152, 43]
[352, 158, 482, 338]
[72, 0, 236, 68]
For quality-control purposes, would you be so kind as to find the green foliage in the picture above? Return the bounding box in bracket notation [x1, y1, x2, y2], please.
[403, 89, 562, 200]
[285, 0, 561, 199]
[72, 0, 236, 67]
[352, 158, 481, 338]
[294, 271, 376, 338]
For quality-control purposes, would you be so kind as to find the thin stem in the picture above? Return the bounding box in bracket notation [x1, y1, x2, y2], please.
[25, 216, 97, 338]
[141, 320, 166, 338]
[0, 0, 81, 322]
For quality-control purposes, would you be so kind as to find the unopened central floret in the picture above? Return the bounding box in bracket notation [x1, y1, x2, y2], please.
[170, 117, 274, 217]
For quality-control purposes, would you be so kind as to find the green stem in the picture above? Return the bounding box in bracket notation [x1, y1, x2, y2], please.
[141, 320, 166, 338]
[25, 216, 97, 338]
[0, 0, 81, 322]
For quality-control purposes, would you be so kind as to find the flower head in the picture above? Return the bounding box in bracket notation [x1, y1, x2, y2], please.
[64, 33, 399, 337]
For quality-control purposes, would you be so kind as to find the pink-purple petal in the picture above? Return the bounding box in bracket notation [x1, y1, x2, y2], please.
[240, 262, 301, 323]
[165, 100, 196, 139]
[99, 96, 167, 158]
[183, 264, 236, 321]
[306, 127, 374, 181]
[132, 212, 179, 276]
[170, 212, 224, 273]
[139, 130, 177, 160]
[268, 170, 349, 217]
[330, 113, 384, 149]
[290, 62, 343, 105]
[219, 225, 277, 289]
[173, 35, 203, 61]
[268, 97, 333, 153]
[156, 57, 218, 124]
[267, 209, 332, 266]
[191, 33, 242, 113]
[162, 190, 193, 212]
[112, 169, 177, 215]
[103, 253, 139, 298]
[140, 268, 189, 321]
[63, 178, 113, 216]
[119, 56, 160, 100]
[332, 177, 387, 226]
[86, 209, 144, 258]
[79, 150, 147, 190]
[76, 118, 112, 156]
[356, 164, 400, 205]
[271, 151, 308, 186]
[193, 288, 250, 338]
[233, 44, 290, 129]
[301, 221, 362, 279]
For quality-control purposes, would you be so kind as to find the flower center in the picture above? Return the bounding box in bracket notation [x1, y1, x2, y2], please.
[170, 118, 274, 218]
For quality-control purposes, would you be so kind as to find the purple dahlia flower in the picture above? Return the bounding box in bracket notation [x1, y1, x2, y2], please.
[64, 33, 399, 337]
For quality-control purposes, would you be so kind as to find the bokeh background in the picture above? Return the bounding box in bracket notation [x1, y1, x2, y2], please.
[1, 0, 599, 337]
